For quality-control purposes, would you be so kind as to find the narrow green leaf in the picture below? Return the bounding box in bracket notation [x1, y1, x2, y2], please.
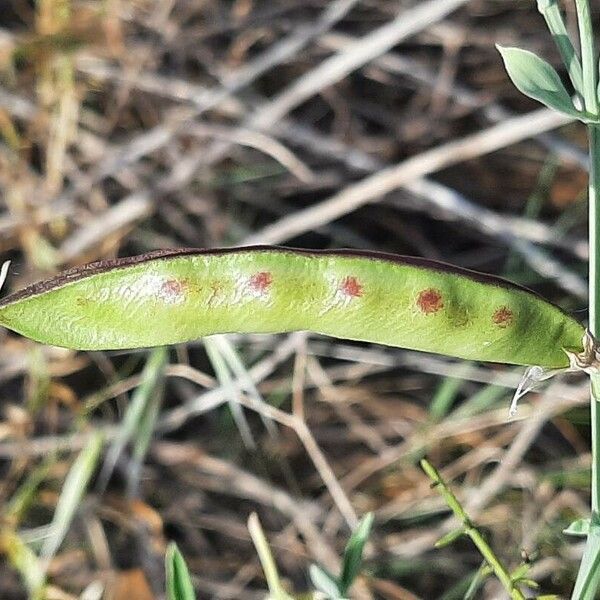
[517, 579, 539, 588]
[165, 542, 197, 600]
[309, 564, 341, 598]
[510, 563, 531, 581]
[563, 517, 591, 537]
[338, 512, 373, 595]
[434, 527, 465, 548]
[497, 45, 580, 118]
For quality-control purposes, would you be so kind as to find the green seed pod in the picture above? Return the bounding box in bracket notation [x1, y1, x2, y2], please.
[0, 246, 585, 367]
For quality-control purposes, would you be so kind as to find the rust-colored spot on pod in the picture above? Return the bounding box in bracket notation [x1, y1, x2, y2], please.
[417, 288, 444, 314]
[492, 306, 514, 328]
[341, 276, 363, 297]
[159, 279, 187, 304]
[161, 279, 185, 295]
[249, 271, 273, 291]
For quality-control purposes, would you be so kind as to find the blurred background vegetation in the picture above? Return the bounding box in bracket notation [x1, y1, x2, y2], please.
[0, 0, 596, 598]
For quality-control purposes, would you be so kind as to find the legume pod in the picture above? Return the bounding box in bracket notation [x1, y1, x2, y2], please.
[0, 246, 585, 367]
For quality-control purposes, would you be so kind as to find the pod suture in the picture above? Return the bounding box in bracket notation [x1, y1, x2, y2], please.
[0, 245, 586, 368]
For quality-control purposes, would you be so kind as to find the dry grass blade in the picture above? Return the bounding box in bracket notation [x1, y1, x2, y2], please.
[56, 0, 360, 205]
[249, 0, 471, 130]
[247, 513, 295, 600]
[244, 108, 572, 245]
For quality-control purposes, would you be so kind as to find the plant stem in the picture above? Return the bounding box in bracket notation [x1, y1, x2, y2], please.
[590, 126, 600, 514]
[572, 125, 600, 600]
[571, 3, 600, 596]
[421, 459, 526, 600]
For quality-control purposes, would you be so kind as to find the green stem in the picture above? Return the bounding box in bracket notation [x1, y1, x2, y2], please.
[574, 0, 598, 114]
[571, 4, 600, 596]
[571, 126, 600, 600]
[590, 126, 600, 514]
[421, 460, 526, 600]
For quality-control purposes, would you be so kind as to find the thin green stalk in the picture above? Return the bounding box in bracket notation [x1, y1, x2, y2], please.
[589, 125, 600, 515]
[592, 383, 600, 519]
[574, 0, 598, 114]
[572, 126, 600, 600]
[421, 460, 526, 600]
[570, 3, 600, 596]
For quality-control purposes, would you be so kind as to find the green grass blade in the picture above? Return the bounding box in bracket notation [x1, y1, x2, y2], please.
[165, 542, 197, 600]
[127, 348, 168, 496]
[97, 347, 168, 493]
[338, 512, 373, 595]
[204, 336, 256, 448]
[451, 384, 506, 419]
[1, 529, 45, 599]
[429, 374, 465, 422]
[38, 431, 104, 579]
[6, 456, 55, 523]
[309, 564, 341, 598]
[211, 334, 278, 438]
